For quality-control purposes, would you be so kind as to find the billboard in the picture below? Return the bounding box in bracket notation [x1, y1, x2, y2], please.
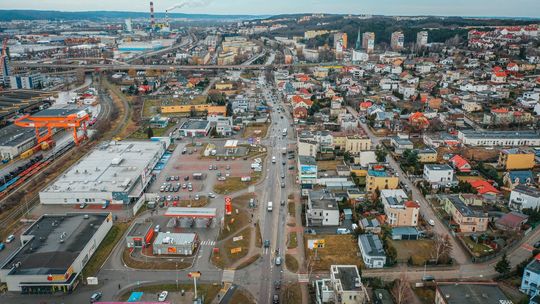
[300, 165, 317, 177]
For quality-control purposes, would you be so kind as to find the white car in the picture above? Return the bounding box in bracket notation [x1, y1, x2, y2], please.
[5, 234, 15, 243]
[208, 192, 216, 198]
[428, 219, 435, 226]
[158, 291, 168, 302]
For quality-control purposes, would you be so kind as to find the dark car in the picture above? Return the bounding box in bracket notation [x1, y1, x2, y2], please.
[90, 292, 102, 303]
[274, 280, 281, 290]
[264, 239, 270, 248]
[534, 241, 540, 249]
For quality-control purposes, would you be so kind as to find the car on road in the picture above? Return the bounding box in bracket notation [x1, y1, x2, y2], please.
[534, 241, 540, 249]
[194, 194, 200, 200]
[272, 156, 276, 163]
[273, 294, 279, 304]
[90, 292, 102, 303]
[79, 203, 87, 209]
[428, 219, 435, 226]
[274, 280, 281, 290]
[336, 228, 351, 235]
[154, 225, 160, 232]
[275, 256, 282, 266]
[158, 291, 168, 302]
[281, 200, 285, 206]
[264, 239, 270, 248]
[281, 182, 285, 188]
[208, 192, 216, 198]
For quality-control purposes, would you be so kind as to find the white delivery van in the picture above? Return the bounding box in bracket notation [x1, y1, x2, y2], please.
[272, 156, 276, 163]
[267, 201, 273, 212]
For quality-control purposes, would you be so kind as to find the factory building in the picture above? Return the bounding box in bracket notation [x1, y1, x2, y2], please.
[39, 140, 165, 205]
[0, 124, 40, 160]
[0, 213, 113, 293]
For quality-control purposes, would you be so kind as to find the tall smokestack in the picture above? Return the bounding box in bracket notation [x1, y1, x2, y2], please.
[149, 1, 155, 31]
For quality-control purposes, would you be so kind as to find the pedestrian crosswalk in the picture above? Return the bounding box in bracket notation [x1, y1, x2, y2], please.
[200, 240, 216, 246]
[298, 273, 309, 283]
[222, 269, 235, 282]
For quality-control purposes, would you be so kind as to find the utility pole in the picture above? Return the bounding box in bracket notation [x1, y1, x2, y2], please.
[188, 271, 201, 301]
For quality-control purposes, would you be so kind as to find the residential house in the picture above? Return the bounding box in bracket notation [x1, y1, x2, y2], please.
[449, 155, 472, 173]
[298, 155, 318, 194]
[509, 185, 540, 211]
[366, 163, 400, 193]
[467, 180, 501, 199]
[498, 148, 536, 170]
[380, 189, 419, 227]
[293, 107, 308, 119]
[521, 253, 540, 297]
[503, 170, 534, 190]
[359, 218, 381, 234]
[315, 265, 369, 304]
[390, 136, 413, 156]
[305, 189, 340, 227]
[415, 148, 438, 163]
[435, 283, 511, 304]
[442, 194, 488, 233]
[423, 164, 455, 188]
[345, 135, 372, 155]
[358, 234, 387, 268]
[495, 211, 528, 232]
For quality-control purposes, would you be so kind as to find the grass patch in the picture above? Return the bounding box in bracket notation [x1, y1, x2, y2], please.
[287, 232, 298, 249]
[243, 124, 269, 139]
[213, 173, 261, 195]
[218, 209, 249, 241]
[127, 125, 167, 140]
[142, 99, 160, 118]
[212, 227, 252, 268]
[122, 248, 192, 270]
[389, 239, 435, 266]
[457, 175, 486, 182]
[288, 202, 296, 217]
[178, 196, 209, 208]
[413, 286, 436, 304]
[282, 283, 302, 304]
[84, 223, 128, 276]
[230, 288, 256, 304]
[255, 221, 262, 248]
[120, 283, 220, 304]
[235, 254, 261, 270]
[285, 254, 299, 273]
[462, 235, 494, 257]
[304, 235, 362, 271]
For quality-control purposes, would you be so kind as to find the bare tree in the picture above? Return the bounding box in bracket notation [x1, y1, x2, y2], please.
[392, 273, 411, 304]
[431, 233, 453, 264]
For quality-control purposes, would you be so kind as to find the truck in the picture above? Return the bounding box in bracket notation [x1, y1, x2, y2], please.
[267, 201, 273, 212]
[281, 147, 287, 155]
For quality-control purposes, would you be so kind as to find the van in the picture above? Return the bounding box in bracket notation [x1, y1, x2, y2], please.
[267, 202, 273, 212]
[272, 156, 276, 164]
[336, 228, 351, 235]
[251, 163, 261, 169]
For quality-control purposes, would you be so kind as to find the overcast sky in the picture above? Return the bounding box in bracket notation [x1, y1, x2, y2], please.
[0, 0, 539, 17]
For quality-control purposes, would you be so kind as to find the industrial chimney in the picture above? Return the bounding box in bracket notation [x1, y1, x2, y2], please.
[149, 1, 155, 31]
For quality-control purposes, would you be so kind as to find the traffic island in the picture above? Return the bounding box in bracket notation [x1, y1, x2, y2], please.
[211, 227, 252, 269]
[118, 282, 221, 304]
[122, 247, 193, 270]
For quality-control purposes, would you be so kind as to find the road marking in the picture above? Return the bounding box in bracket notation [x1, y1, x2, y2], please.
[200, 240, 216, 246]
[222, 269, 235, 282]
[522, 243, 534, 252]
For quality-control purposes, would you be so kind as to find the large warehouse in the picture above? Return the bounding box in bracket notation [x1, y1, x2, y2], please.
[0, 213, 113, 293]
[39, 140, 165, 205]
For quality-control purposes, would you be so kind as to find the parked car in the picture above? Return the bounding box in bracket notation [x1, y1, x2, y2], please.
[79, 203, 87, 209]
[336, 228, 351, 235]
[209, 165, 213, 170]
[194, 194, 200, 200]
[208, 192, 216, 198]
[90, 292, 102, 303]
[0, 242, 5, 251]
[275, 256, 282, 266]
[428, 219, 435, 226]
[264, 239, 270, 248]
[154, 225, 160, 232]
[304, 228, 316, 235]
[158, 291, 168, 302]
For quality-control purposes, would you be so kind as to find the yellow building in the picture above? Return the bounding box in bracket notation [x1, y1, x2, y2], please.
[442, 194, 488, 233]
[161, 104, 227, 116]
[215, 82, 234, 90]
[350, 165, 367, 177]
[332, 133, 347, 150]
[345, 135, 372, 155]
[366, 164, 399, 193]
[217, 51, 236, 66]
[498, 148, 535, 170]
[416, 148, 438, 163]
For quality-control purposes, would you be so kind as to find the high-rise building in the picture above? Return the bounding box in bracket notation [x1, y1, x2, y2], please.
[391, 31, 405, 50]
[0, 40, 9, 87]
[362, 32, 375, 53]
[125, 18, 133, 32]
[355, 29, 362, 50]
[416, 31, 428, 47]
[333, 32, 347, 50]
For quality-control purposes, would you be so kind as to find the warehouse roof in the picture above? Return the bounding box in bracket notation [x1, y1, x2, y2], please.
[41, 141, 164, 195]
[0, 124, 39, 148]
[1, 213, 111, 275]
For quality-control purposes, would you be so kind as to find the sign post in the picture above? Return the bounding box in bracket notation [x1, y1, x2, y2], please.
[225, 197, 232, 215]
[188, 271, 201, 300]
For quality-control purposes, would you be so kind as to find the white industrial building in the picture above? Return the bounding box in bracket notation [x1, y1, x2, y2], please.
[39, 140, 165, 205]
[153, 232, 198, 256]
[458, 130, 540, 147]
[0, 213, 113, 293]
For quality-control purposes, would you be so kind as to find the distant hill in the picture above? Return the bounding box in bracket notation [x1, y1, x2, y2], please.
[0, 10, 267, 21]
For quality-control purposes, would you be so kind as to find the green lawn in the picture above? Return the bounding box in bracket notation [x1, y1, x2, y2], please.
[462, 236, 494, 257]
[84, 223, 128, 276]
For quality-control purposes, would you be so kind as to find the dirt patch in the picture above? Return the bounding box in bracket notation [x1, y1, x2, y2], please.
[218, 209, 250, 241]
[389, 239, 435, 266]
[282, 283, 302, 304]
[212, 227, 252, 268]
[230, 288, 256, 304]
[287, 232, 298, 249]
[119, 283, 220, 304]
[213, 173, 261, 195]
[85, 223, 129, 276]
[304, 235, 362, 271]
[317, 160, 343, 171]
[243, 124, 269, 139]
[285, 254, 299, 273]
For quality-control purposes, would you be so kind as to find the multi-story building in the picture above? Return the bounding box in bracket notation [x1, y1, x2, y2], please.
[414, 148, 438, 163]
[9, 73, 44, 89]
[380, 189, 420, 227]
[366, 163, 399, 193]
[498, 148, 536, 170]
[435, 283, 511, 304]
[457, 130, 540, 147]
[333, 32, 348, 49]
[305, 189, 340, 227]
[362, 32, 375, 53]
[521, 254, 540, 297]
[298, 155, 318, 195]
[315, 265, 369, 304]
[442, 194, 488, 233]
[344, 135, 371, 155]
[357, 234, 386, 268]
[509, 185, 540, 211]
[416, 31, 428, 47]
[390, 136, 413, 155]
[423, 164, 455, 188]
[391, 31, 405, 50]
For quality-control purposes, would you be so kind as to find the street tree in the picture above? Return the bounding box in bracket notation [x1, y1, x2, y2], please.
[432, 233, 453, 264]
[391, 273, 411, 304]
[146, 127, 154, 139]
[495, 252, 511, 276]
[375, 145, 387, 162]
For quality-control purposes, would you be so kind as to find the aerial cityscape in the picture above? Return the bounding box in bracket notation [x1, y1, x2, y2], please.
[0, 1, 539, 304]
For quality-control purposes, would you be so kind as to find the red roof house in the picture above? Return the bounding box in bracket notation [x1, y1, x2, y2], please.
[449, 155, 472, 173]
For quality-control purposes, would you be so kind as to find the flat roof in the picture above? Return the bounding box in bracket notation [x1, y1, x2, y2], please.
[1, 213, 111, 275]
[0, 124, 38, 148]
[165, 207, 217, 218]
[437, 283, 509, 303]
[460, 129, 540, 140]
[513, 185, 540, 198]
[299, 155, 317, 166]
[308, 190, 338, 210]
[41, 141, 163, 195]
[425, 164, 453, 171]
[127, 222, 153, 237]
[180, 120, 210, 130]
[30, 107, 81, 118]
[332, 265, 362, 291]
[154, 232, 197, 245]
